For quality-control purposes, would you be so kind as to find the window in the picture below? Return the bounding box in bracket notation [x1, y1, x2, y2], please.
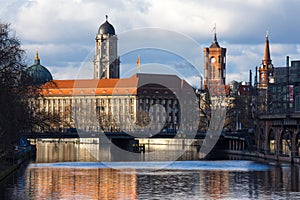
[296, 95, 300, 112]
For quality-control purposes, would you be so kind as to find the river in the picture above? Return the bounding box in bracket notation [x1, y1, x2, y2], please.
[1, 139, 300, 199]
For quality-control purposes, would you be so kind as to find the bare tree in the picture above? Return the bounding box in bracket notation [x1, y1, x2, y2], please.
[0, 23, 31, 151]
[0, 23, 61, 159]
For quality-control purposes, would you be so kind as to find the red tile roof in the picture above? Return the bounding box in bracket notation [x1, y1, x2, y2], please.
[41, 75, 139, 96]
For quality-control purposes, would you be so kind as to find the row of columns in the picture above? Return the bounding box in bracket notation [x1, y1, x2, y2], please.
[228, 139, 245, 151]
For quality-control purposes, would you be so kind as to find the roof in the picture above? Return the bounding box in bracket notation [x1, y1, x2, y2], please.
[262, 32, 272, 66]
[26, 52, 53, 85]
[98, 16, 115, 35]
[209, 33, 220, 48]
[42, 75, 138, 96]
[41, 73, 193, 97]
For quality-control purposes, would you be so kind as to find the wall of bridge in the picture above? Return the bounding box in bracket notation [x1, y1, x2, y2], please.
[256, 118, 300, 163]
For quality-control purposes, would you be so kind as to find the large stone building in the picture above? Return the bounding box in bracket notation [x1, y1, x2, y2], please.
[27, 17, 198, 135]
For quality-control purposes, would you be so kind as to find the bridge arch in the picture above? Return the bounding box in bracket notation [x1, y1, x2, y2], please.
[267, 128, 275, 154]
[295, 132, 300, 157]
[259, 128, 264, 152]
[279, 129, 292, 155]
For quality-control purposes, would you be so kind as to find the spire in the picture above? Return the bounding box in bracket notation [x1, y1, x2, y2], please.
[262, 31, 271, 65]
[35, 51, 39, 60]
[210, 24, 220, 48]
[34, 51, 40, 65]
[105, 15, 108, 21]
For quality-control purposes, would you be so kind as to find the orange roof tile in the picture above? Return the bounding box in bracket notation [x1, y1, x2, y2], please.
[41, 73, 194, 97]
[41, 75, 139, 96]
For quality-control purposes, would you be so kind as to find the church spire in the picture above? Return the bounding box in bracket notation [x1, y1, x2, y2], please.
[258, 32, 273, 88]
[262, 31, 271, 66]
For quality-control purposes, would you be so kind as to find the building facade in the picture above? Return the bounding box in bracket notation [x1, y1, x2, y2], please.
[203, 31, 227, 90]
[267, 59, 300, 114]
[37, 73, 196, 134]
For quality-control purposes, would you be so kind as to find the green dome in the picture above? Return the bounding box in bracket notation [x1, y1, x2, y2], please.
[26, 52, 53, 85]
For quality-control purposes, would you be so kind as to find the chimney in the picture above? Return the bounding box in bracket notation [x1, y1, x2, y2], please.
[249, 69, 252, 86]
[254, 66, 258, 87]
[286, 56, 290, 67]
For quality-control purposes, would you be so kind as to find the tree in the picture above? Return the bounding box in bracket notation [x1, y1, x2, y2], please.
[0, 23, 30, 144]
[0, 23, 76, 161]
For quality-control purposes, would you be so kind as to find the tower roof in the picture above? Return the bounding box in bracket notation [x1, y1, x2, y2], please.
[98, 15, 115, 35]
[262, 32, 271, 65]
[26, 51, 53, 85]
[210, 31, 220, 48]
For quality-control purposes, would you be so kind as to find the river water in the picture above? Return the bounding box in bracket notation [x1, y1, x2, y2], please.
[1, 140, 300, 199]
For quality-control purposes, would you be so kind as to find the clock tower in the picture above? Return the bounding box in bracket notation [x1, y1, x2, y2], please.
[203, 31, 227, 90]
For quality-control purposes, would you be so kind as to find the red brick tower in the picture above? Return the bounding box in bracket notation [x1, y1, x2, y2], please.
[203, 30, 227, 90]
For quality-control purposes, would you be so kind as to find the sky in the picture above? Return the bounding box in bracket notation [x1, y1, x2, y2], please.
[1, 0, 300, 88]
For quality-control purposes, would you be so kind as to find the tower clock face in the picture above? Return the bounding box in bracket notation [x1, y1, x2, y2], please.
[210, 57, 216, 63]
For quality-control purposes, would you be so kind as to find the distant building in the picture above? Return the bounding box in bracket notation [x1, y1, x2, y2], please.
[203, 31, 227, 91]
[200, 31, 228, 131]
[258, 33, 274, 89]
[267, 59, 300, 114]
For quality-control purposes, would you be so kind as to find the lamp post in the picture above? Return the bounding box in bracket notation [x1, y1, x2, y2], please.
[235, 110, 240, 131]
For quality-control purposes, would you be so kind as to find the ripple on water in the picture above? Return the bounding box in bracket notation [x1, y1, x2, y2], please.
[28, 160, 271, 172]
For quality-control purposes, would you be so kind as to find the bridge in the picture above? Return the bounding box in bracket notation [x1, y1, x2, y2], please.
[23, 130, 209, 139]
[23, 130, 254, 156]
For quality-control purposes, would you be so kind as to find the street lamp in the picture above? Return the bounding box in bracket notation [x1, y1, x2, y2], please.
[234, 110, 241, 131]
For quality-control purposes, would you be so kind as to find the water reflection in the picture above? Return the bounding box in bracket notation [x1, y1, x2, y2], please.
[11, 163, 299, 199]
[24, 167, 137, 200]
[1, 142, 300, 199]
[34, 139, 199, 163]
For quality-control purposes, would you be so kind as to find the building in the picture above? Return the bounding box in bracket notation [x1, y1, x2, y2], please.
[27, 17, 198, 135]
[203, 30, 227, 91]
[253, 35, 300, 162]
[267, 59, 300, 114]
[199, 30, 227, 131]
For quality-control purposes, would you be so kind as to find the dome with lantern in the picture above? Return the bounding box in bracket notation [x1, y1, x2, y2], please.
[26, 52, 53, 85]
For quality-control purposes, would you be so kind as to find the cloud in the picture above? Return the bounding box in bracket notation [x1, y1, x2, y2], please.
[1, 0, 300, 86]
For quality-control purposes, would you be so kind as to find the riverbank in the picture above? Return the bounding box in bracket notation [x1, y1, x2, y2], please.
[0, 144, 36, 183]
[0, 161, 19, 182]
[224, 149, 300, 165]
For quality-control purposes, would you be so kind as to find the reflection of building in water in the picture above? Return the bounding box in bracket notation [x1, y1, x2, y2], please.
[26, 16, 197, 134]
[25, 167, 137, 199]
[35, 141, 113, 162]
[199, 171, 229, 199]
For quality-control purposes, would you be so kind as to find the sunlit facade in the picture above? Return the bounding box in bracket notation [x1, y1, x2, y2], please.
[37, 73, 191, 133]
